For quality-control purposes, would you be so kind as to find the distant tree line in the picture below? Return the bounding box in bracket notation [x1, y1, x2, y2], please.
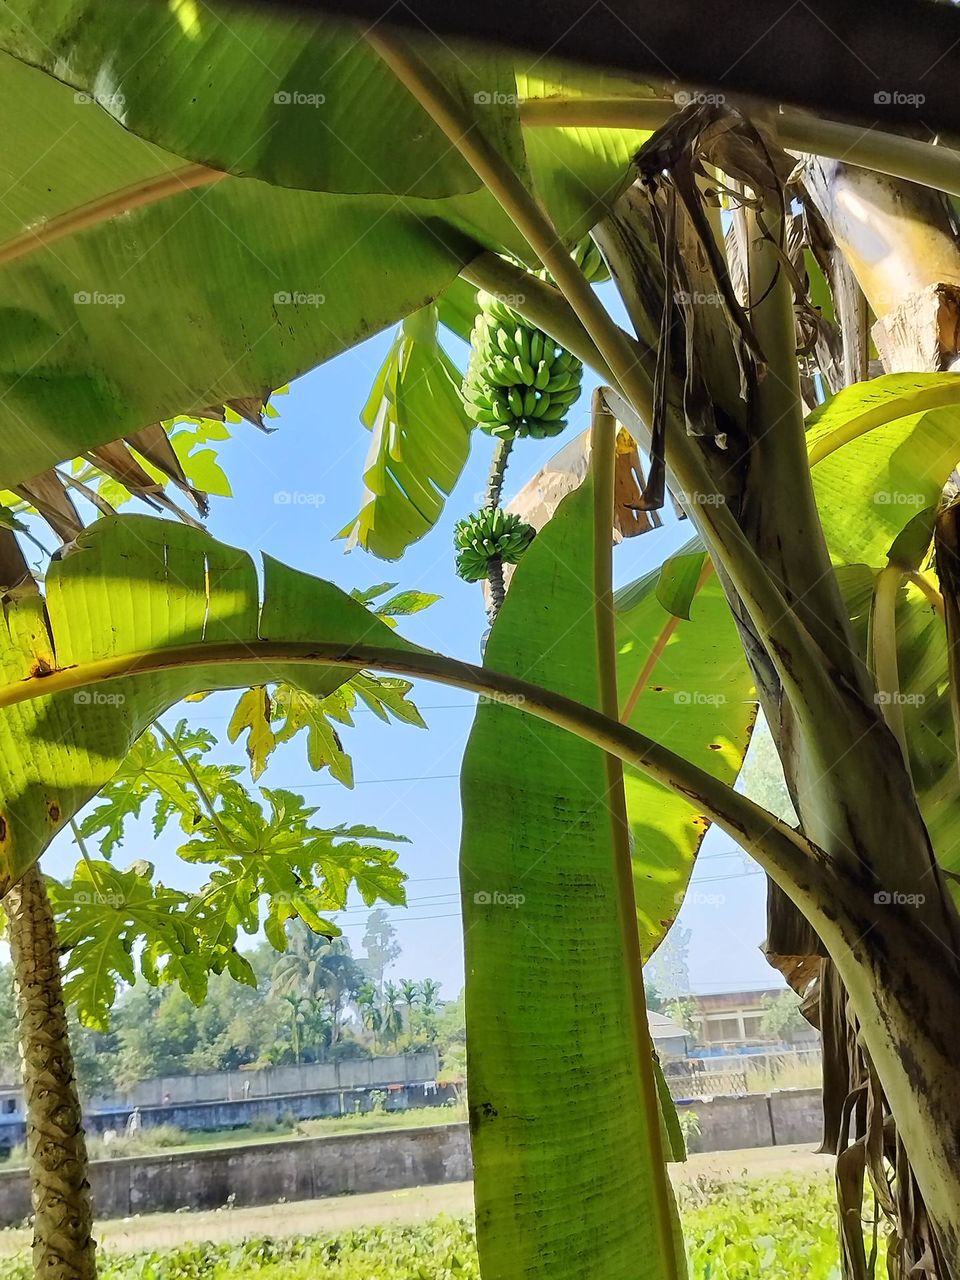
[0, 907, 464, 1098]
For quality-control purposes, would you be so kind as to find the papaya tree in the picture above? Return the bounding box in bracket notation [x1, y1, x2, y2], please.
[0, 437, 427, 1280]
[0, 6, 959, 1279]
[0, 508, 425, 1280]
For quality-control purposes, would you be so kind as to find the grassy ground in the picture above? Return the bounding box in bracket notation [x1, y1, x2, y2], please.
[0, 1149, 868, 1278]
[0, 1146, 837, 1257]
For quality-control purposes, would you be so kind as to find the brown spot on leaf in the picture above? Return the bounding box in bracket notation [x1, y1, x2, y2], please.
[48, 804, 60, 824]
[0, 817, 7, 841]
[30, 657, 53, 677]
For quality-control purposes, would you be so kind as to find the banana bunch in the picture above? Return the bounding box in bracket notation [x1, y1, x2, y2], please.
[453, 508, 536, 582]
[463, 295, 584, 441]
[572, 236, 610, 284]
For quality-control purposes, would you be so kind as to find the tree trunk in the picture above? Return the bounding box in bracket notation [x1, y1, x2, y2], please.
[596, 156, 960, 1273]
[3, 864, 96, 1280]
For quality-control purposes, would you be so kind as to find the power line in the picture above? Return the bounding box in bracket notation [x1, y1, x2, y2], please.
[296, 773, 461, 789]
[335, 893, 458, 914]
[336, 912, 460, 927]
[184, 703, 477, 723]
[688, 870, 764, 884]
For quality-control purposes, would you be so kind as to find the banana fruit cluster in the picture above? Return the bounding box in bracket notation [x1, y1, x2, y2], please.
[453, 507, 536, 582]
[571, 236, 610, 284]
[462, 293, 584, 441]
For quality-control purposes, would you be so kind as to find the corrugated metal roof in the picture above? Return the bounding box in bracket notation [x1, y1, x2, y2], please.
[647, 1011, 689, 1040]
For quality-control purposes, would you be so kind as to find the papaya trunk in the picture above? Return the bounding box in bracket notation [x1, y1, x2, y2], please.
[3, 864, 96, 1280]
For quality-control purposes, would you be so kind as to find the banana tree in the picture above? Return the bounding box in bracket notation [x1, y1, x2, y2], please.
[1, 7, 960, 1279]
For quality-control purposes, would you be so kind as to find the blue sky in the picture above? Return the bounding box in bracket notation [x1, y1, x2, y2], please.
[40, 286, 781, 1001]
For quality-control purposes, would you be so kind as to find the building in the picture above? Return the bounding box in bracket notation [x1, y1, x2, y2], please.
[647, 1011, 691, 1058]
[688, 988, 819, 1052]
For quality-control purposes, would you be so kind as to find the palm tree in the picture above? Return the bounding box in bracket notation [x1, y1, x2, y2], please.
[300, 998, 334, 1061]
[356, 982, 383, 1051]
[280, 993, 309, 1065]
[399, 978, 421, 1024]
[272, 925, 363, 1042]
[419, 978, 442, 1042]
[382, 981, 404, 1046]
[419, 978, 441, 1017]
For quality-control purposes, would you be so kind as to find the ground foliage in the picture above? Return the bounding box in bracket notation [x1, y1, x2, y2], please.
[0, 1176, 886, 1280]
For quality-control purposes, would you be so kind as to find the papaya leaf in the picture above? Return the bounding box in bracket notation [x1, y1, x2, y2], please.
[227, 688, 277, 782]
[48, 859, 201, 1030]
[78, 721, 243, 854]
[270, 686, 354, 788]
[350, 582, 440, 629]
[375, 589, 442, 620]
[178, 787, 406, 955]
[227, 670, 426, 784]
[350, 673, 427, 728]
[0, 514, 417, 892]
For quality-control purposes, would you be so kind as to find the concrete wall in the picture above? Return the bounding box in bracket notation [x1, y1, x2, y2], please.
[0, 1090, 824, 1227]
[96, 1052, 440, 1110]
[0, 1123, 471, 1226]
[84, 1082, 458, 1138]
[680, 1088, 822, 1154]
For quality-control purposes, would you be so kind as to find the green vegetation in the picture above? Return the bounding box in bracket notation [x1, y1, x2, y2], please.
[0, 1176, 883, 1279]
[292, 1104, 467, 1139]
[0, 926, 465, 1101]
[0, 9, 958, 1278]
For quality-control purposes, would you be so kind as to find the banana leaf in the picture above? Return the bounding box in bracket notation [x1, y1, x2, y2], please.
[460, 459, 686, 1279]
[0, 35, 649, 496]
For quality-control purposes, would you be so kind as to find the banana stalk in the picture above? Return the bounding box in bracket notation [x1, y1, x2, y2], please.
[597, 150, 960, 1271]
[935, 500, 960, 777]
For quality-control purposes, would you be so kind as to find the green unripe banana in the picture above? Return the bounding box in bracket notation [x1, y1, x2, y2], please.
[496, 328, 517, 358]
[463, 278, 584, 440]
[513, 355, 536, 386]
[454, 508, 536, 582]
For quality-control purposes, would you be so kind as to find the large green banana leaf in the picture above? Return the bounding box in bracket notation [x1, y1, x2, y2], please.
[0, 8, 648, 227]
[834, 565, 957, 876]
[0, 50, 538, 491]
[807, 379, 960, 880]
[0, 514, 415, 892]
[0, 3, 528, 198]
[339, 304, 475, 559]
[615, 550, 756, 957]
[460, 465, 685, 1279]
[0, 34, 652, 495]
[808, 372, 960, 566]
